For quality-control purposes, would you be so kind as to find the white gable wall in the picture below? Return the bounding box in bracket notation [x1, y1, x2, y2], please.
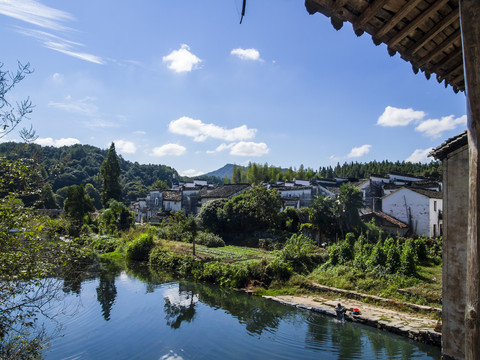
[382, 188, 436, 237]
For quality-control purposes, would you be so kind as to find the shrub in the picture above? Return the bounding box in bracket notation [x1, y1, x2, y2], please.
[414, 237, 428, 263]
[400, 239, 417, 276]
[126, 233, 154, 261]
[196, 232, 225, 248]
[384, 238, 401, 274]
[277, 234, 316, 273]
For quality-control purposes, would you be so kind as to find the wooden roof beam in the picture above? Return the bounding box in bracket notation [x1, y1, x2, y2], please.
[438, 62, 464, 82]
[410, 10, 459, 55]
[451, 72, 464, 85]
[417, 28, 461, 68]
[375, 0, 423, 39]
[434, 46, 462, 70]
[354, 0, 390, 30]
[388, 0, 450, 48]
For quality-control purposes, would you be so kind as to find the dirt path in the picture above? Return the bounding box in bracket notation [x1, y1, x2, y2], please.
[263, 294, 442, 346]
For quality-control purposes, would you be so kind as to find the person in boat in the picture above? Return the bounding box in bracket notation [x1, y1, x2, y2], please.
[335, 303, 347, 320]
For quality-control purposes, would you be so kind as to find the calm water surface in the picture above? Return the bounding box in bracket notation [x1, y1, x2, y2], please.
[43, 263, 441, 360]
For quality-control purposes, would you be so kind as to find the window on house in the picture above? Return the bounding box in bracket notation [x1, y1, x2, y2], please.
[155, 197, 159, 206]
[434, 201, 437, 211]
[433, 224, 437, 237]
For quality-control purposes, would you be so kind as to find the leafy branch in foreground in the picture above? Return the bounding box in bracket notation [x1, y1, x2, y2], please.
[0, 62, 36, 142]
[0, 157, 89, 358]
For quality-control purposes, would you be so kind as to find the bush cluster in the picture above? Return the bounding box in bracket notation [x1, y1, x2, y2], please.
[126, 233, 155, 261]
[148, 247, 294, 288]
[195, 232, 225, 248]
[327, 233, 436, 277]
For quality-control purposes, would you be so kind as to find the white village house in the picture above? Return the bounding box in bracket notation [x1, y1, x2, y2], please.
[381, 187, 443, 238]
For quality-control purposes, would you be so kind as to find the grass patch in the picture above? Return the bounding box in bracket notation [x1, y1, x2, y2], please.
[306, 263, 442, 308]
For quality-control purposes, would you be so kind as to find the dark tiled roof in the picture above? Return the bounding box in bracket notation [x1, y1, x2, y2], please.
[201, 184, 250, 199]
[430, 131, 468, 160]
[274, 186, 312, 191]
[409, 188, 443, 199]
[361, 211, 408, 229]
[411, 180, 441, 189]
[163, 190, 182, 202]
[383, 187, 442, 200]
[388, 171, 424, 179]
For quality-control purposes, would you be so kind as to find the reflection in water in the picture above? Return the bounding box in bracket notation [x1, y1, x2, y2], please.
[164, 283, 197, 329]
[96, 271, 117, 321]
[44, 260, 441, 360]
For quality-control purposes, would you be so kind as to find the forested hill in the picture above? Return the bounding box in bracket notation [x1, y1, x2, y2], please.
[225, 160, 441, 184]
[0, 142, 178, 204]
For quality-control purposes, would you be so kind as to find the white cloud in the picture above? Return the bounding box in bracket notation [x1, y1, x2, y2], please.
[230, 48, 261, 61]
[114, 139, 136, 154]
[52, 72, 64, 82]
[0, 0, 73, 31]
[35, 137, 80, 147]
[15, 28, 105, 64]
[49, 96, 98, 116]
[415, 115, 467, 139]
[162, 44, 202, 73]
[405, 148, 434, 163]
[208, 142, 269, 157]
[133, 130, 146, 135]
[377, 106, 426, 127]
[228, 142, 269, 157]
[151, 144, 186, 157]
[347, 144, 372, 158]
[169, 116, 256, 142]
[179, 169, 204, 177]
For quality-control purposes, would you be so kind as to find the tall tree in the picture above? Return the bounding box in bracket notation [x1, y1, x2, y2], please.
[64, 185, 94, 236]
[100, 142, 122, 207]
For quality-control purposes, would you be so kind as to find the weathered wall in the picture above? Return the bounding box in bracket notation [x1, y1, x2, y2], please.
[382, 189, 431, 236]
[442, 145, 468, 360]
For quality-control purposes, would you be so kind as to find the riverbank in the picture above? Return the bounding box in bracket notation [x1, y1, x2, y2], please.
[262, 292, 441, 347]
[100, 236, 443, 346]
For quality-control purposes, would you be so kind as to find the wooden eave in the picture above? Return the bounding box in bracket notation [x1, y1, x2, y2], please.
[305, 0, 464, 92]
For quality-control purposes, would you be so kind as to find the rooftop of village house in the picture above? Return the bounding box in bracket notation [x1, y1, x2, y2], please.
[430, 130, 468, 160]
[200, 184, 251, 199]
[382, 186, 443, 200]
[361, 211, 409, 229]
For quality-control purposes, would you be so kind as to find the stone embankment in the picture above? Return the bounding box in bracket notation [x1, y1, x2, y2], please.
[263, 292, 442, 347]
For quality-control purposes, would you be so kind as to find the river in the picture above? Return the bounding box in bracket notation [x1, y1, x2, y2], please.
[42, 261, 441, 359]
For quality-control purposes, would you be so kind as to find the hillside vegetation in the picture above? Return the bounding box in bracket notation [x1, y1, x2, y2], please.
[0, 142, 178, 206]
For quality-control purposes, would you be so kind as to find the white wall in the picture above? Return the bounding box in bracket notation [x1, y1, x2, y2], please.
[429, 198, 443, 237]
[280, 188, 312, 199]
[164, 201, 182, 212]
[382, 188, 435, 236]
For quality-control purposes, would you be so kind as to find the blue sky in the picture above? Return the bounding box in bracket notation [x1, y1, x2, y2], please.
[0, 0, 466, 176]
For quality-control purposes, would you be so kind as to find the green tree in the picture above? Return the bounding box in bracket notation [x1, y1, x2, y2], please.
[99, 199, 134, 235]
[337, 184, 364, 235]
[221, 186, 282, 233]
[197, 198, 227, 233]
[64, 185, 94, 236]
[100, 142, 122, 207]
[309, 195, 338, 244]
[39, 182, 57, 209]
[85, 183, 102, 210]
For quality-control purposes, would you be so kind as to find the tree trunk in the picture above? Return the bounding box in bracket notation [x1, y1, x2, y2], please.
[460, 0, 480, 358]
